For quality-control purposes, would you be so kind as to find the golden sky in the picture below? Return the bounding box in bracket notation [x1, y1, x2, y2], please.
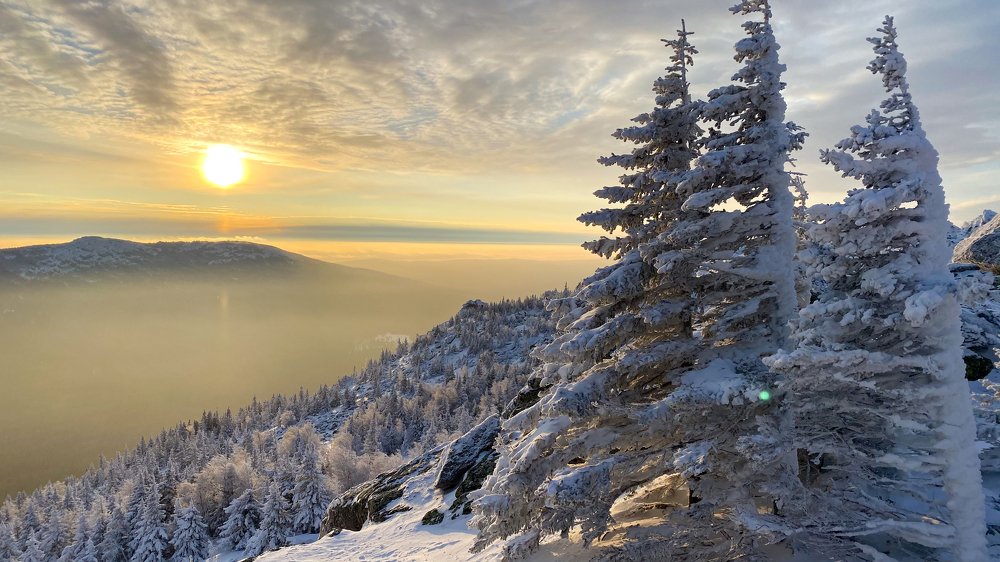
[1, 0, 998, 263]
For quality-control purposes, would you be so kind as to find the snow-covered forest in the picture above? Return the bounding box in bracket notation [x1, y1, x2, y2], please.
[0, 296, 556, 561]
[3, 1, 1000, 561]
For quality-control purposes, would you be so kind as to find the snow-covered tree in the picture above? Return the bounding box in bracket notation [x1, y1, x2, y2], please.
[0, 522, 21, 560]
[170, 503, 209, 562]
[18, 531, 44, 562]
[99, 504, 130, 562]
[473, 18, 703, 554]
[76, 537, 99, 562]
[219, 488, 261, 551]
[766, 15, 988, 562]
[58, 512, 89, 562]
[473, 3, 805, 559]
[128, 480, 168, 562]
[39, 507, 67, 559]
[291, 447, 330, 534]
[245, 482, 291, 557]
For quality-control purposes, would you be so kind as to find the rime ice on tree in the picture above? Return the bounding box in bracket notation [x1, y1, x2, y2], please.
[219, 488, 262, 552]
[766, 15, 989, 562]
[246, 481, 292, 556]
[473, 3, 804, 558]
[170, 502, 210, 562]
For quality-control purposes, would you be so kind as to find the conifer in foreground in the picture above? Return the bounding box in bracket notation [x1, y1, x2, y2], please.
[766, 15, 988, 562]
[474, 2, 805, 558]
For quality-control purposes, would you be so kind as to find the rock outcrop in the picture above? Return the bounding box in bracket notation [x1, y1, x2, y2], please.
[319, 415, 501, 535]
[955, 213, 1000, 271]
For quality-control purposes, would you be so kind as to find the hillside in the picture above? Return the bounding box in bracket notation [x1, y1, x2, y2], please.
[0, 237, 466, 499]
[0, 293, 559, 561]
[0, 257, 996, 561]
[955, 212, 1000, 272]
[254, 271, 1000, 562]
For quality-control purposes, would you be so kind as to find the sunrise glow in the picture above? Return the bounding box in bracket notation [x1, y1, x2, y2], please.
[202, 144, 245, 188]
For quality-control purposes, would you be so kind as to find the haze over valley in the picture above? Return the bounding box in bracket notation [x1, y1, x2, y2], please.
[0, 237, 484, 498]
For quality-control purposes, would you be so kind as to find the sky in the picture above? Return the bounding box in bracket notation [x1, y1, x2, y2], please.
[1, 0, 998, 264]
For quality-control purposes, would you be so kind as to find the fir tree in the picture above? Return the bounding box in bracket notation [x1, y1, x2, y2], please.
[474, 2, 805, 559]
[245, 482, 291, 556]
[128, 481, 168, 562]
[170, 503, 209, 562]
[99, 504, 130, 562]
[17, 506, 38, 550]
[57, 512, 88, 562]
[39, 507, 66, 559]
[219, 488, 261, 551]
[473, 17, 703, 557]
[766, 16, 988, 562]
[0, 522, 20, 561]
[76, 537, 99, 562]
[291, 448, 330, 534]
[18, 531, 44, 562]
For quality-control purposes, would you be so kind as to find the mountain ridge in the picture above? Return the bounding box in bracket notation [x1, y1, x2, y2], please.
[0, 236, 406, 285]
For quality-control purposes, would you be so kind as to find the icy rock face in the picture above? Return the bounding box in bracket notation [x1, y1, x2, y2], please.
[435, 415, 500, 491]
[319, 451, 437, 535]
[963, 210, 998, 235]
[319, 416, 501, 535]
[954, 213, 1000, 270]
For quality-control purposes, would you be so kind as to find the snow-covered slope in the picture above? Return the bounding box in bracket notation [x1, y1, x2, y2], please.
[0, 292, 559, 561]
[257, 416, 588, 562]
[955, 213, 1000, 270]
[251, 269, 1000, 562]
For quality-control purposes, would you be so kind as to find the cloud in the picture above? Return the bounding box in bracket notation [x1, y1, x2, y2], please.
[50, 0, 176, 113]
[0, 0, 997, 229]
[0, 193, 588, 244]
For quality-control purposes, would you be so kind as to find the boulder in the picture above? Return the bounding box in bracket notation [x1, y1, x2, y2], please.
[435, 415, 500, 491]
[319, 449, 438, 535]
[319, 415, 502, 536]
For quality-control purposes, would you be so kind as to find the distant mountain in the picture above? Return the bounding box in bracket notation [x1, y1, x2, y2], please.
[0, 236, 392, 284]
[950, 209, 998, 248]
[954, 212, 1000, 271]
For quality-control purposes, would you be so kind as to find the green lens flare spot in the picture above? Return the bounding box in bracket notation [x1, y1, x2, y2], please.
[758, 390, 771, 401]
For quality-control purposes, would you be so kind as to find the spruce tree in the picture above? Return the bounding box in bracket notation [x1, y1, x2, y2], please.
[76, 537, 100, 562]
[0, 522, 20, 561]
[473, 18, 703, 557]
[128, 481, 168, 562]
[291, 448, 330, 534]
[17, 506, 38, 551]
[18, 531, 44, 562]
[39, 507, 66, 559]
[57, 513, 88, 562]
[219, 488, 261, 551]
[170, 503, 209, 562]
[245, 482, 291, 556]
[766, 16, 988, 562]
[473, 2, 805, 559]
[99, 504, 130, 562]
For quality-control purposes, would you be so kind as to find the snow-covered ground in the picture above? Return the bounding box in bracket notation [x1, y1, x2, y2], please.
[256, 448, 588, 562]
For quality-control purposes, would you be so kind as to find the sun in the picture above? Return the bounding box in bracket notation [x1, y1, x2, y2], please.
[202, 144, 245, 188]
